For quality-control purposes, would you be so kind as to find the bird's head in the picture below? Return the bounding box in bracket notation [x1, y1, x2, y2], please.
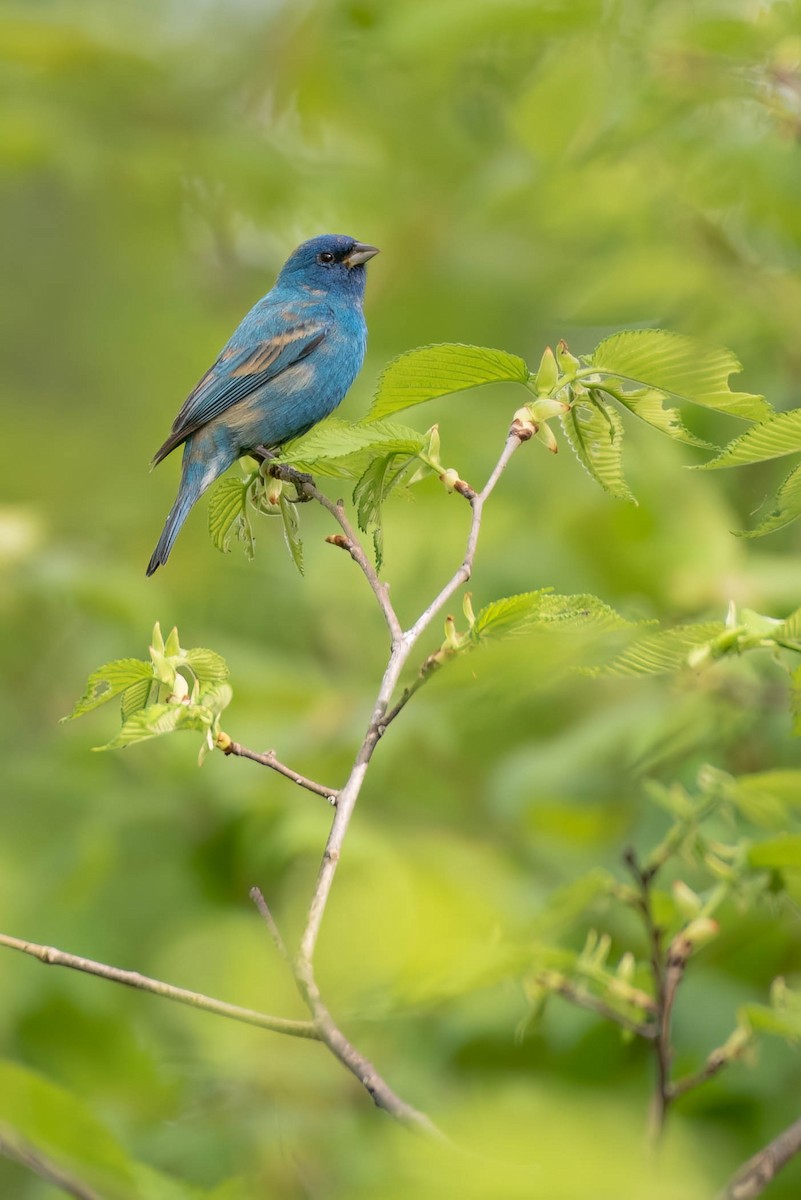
[277, 234, 379, 299]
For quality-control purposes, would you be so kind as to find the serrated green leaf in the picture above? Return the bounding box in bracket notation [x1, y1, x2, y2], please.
[281, 418, 425, 477]
[561, 395, 637, 503]
[352, 450, 418, 570]
[748, 835, 801, 869]
[608, 386, 713, 448]
[120, 676, 153, 721]
[278, 493, 304, 575]
[182, 647, 229, 683]
[95, 703, 183, 749]
[472, 590, 632, 643]
[589, 330, 770, 421]
[367, 343, 530, 421]
[63, 659, 154, 720]
[199, 681, 233, 718]
[737, 460, 801, 539]
[698, 409, 801, 471]
[208, 476, 252, 555]
[593, 622, 727, 677]
[779, 606, 801, 643]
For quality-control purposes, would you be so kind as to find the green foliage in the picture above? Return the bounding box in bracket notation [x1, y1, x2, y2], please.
[470, 590, 634, 641]
[560, 392, 636, 503]
[64, 623, 231, 761]
[368, 344, 530, 421]
[695, 410, 801, 536]
[206, 327, 798, 561]
[208, 475, 254, 559]
[588, 330, 770, 422]
[9, 1, 801, 1195]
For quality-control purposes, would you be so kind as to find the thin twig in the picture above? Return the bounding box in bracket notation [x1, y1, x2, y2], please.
[297, 432, 524, 972]
[0, 933, 319, 1041]
[218, 735, 338, 804]
[717, 1114, 801, 1200]
[269, 463, 403, 646]
[668, 1045, 730, 1100]
[250, 887, 291, 963]
[268, 431, 524, 1127]
[624, 849, 673, 1141]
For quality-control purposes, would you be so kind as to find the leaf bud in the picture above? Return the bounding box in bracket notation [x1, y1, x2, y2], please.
[527, 397, 570, 422]
[679, 916, 719, 953]
[534, 422, 559, 454]
[534, 346, 559, 394]
[511, 407, 538, 441]
[556, 339, 580, 378]
[672, 880, 703, 920]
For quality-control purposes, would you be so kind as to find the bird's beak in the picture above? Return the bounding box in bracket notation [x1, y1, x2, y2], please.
[343, 243, 380, 268]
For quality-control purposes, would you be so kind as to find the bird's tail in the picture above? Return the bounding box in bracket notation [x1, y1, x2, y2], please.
[146, 462, 209, 576]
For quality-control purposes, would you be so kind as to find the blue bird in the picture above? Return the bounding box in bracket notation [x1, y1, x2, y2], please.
[146, 234, 379, 575]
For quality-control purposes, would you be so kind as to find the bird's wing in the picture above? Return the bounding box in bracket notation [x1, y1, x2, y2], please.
[153, 309, 333, 464]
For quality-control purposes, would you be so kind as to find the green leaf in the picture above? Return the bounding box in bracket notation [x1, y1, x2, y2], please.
[96, 703, 181, 749]
[120, 676, 153, 721]
[561, 394, 637, 503]
[281, 418, 425, 477]
[748, 835, 801, 869]
[472, 590, 632, 643]
[198, 681, 233, 719]
[592, 622, 727, 677]
[367, 343, 530, 421]
[63, 659, 153, 720]
[737, 460, 801, 539]
[741, 1003, 801, 1041]
[182, 647, 229, 684]
[779, 605, 801, 643]
[352, 450, 418, 570]
[279, 493, 304, 575]
[208, 475, 253, 557]
[698, 409, 801, 471]
[607, 386, 713, 448]
[589, 330, 770, 421]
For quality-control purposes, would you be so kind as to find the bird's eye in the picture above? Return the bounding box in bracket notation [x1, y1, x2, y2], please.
[319, 251, 335, 264]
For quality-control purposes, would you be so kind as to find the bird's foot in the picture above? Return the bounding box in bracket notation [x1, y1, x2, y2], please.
[267, 461, 316, 502]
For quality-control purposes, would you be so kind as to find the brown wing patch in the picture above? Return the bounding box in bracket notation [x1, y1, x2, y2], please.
[231, 323, 324, 377]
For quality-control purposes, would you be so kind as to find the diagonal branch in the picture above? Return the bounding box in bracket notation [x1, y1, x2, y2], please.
[717, 1114, 801, 1200]
[264, 429, 526, 1126]
[0, 933, 319, 1041]
[268, 462, 403, 647]
[297, 431, 524, 973]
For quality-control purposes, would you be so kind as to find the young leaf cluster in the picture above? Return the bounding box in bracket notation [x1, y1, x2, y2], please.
[63, 623, 232, 763]
[525, 763, 801, 1080]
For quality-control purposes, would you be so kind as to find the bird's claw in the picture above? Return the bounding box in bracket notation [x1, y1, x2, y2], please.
[266, 460, 316, 501]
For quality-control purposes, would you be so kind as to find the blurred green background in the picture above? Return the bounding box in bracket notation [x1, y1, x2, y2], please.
[4, 0, 801, 1196]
